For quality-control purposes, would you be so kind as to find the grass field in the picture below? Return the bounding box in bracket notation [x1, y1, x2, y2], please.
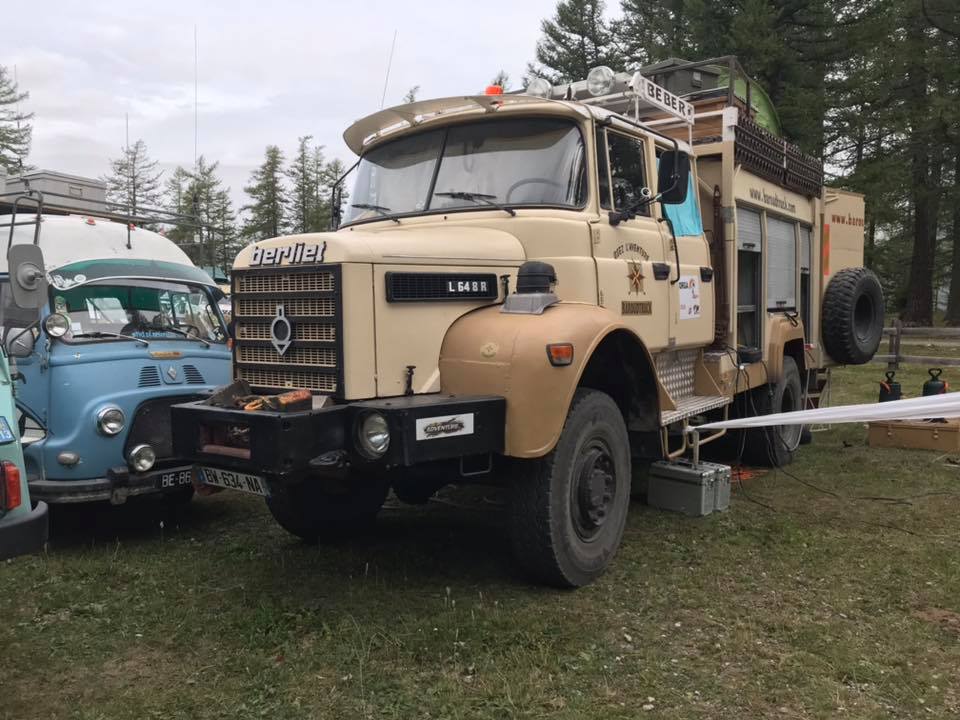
[3, 361, 960, 719]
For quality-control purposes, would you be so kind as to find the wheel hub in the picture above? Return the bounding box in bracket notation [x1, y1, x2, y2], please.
[573, 445, 615, 538]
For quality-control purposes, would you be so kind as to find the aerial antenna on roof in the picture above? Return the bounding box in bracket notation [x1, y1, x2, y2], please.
[194, 24, 199, 170]
[379, 30, 398, 109]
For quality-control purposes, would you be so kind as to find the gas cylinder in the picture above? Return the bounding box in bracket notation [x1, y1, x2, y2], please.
[879, 371, 901, 402]
[922, 368, 949, 396]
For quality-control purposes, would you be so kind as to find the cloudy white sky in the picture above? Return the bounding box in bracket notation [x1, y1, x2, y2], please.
[5, 0, 592, 211]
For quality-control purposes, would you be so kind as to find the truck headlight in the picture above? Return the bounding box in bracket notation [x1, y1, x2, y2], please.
[96, 406, 125, 436]
[356, 412, 390, 459]
[128, 444, 156, 473]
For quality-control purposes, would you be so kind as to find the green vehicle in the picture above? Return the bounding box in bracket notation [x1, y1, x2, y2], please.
[0, 194, 49, 560]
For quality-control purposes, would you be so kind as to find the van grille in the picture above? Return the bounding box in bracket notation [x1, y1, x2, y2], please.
[231, 265, 342, 395]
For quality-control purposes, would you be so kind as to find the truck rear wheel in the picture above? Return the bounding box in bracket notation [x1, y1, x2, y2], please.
[745, 355, 803, 467]
[509, 389, 631, 588]
[266, 473, 389, 542]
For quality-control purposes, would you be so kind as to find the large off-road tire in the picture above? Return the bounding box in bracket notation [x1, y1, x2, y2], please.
[822, 267, 884, 365]
[509, 389, 631, 588]
[745, 355, 803, 467]
[266, 473, 389, 542]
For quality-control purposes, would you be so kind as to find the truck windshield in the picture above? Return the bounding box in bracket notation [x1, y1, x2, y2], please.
[344, 118, 586, 224]
[51, 280, 227, 345]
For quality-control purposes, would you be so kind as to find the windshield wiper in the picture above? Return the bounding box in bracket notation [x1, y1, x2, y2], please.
[159, 326, 212, 347]
[350, 203, 401, 223]
[71, 331, 150, 347]
[434, 191, 516, 217]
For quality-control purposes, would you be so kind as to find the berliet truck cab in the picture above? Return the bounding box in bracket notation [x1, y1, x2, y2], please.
[1, 195, 231, 506]
[173, 57, 882, 587]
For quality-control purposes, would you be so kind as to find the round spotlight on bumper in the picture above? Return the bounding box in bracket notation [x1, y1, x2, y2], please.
[356, 412, 390, 459]
[128, 444, 156, 473]
[96, 406, 125, 436]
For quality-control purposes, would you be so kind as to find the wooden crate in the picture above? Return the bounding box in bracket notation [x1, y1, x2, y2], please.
[868, 418, 960, 452]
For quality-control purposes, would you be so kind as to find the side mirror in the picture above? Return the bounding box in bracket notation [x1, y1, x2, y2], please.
[330, 186, 343, 230]
[5, 327, 35, 358]
[657, 151, 690, 205]
[7, 244, 47, 310]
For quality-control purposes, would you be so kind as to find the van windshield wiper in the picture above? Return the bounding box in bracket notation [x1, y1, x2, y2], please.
[159, 326, 212, 347]
[71, 330, 150, 346]
[350, 203, 401, 223]
[434, 191, 516, 217]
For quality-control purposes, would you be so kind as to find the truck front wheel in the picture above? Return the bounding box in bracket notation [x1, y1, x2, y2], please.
[509, 389, 631, 588]
[266, 473, 389, 542]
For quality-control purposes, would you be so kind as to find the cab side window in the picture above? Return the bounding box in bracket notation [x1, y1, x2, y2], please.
[605, 131, 649, 216]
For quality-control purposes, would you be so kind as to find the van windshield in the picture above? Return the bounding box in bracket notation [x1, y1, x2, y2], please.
[344, 118, 586, 224]
[51, 280, 227, 344]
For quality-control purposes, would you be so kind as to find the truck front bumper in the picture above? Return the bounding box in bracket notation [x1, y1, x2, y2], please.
[29, 463, 195, 505]
[171, 393, 506, 479]
[0, 501, 49, 560]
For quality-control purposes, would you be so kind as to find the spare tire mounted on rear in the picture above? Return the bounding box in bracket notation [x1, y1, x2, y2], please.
[821, 267, 884, 365]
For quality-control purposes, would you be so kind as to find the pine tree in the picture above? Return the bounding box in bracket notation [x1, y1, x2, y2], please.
[103, 139, 163, 216]
[162, 166, 196, 247]
[242, 145, 288, 240]
[287, 136, 324, 235]
[490, 70, 511, 90]
[0, 65, 32, 173]
[321, 158, 348, 230]
[528, 0, 624, 83]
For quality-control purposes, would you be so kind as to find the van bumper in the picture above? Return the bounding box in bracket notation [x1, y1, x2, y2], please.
[0, 501, 49, 560]
[171, 393, 506, 481]
[29, 464, 195, 505]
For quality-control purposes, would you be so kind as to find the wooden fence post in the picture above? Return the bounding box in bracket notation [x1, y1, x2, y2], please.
[886, 319, 902, 372]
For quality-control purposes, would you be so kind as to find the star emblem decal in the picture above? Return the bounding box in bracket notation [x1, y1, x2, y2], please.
[626, 260, 645, 295]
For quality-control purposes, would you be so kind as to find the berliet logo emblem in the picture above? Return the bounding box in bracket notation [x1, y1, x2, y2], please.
[270, 305, 293, 356]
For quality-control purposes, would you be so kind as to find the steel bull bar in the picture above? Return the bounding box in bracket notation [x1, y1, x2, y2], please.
[171, 393, 506, 478]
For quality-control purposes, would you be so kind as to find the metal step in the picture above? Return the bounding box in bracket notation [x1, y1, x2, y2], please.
[661, 394, 731, 426]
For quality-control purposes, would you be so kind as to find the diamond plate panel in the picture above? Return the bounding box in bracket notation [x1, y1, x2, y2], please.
[654, 349, 698, 401]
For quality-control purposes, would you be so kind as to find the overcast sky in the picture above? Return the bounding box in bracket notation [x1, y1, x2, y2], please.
[5, 0, 592, 211]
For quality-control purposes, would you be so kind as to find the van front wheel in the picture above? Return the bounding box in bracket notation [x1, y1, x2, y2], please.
[509, 389, 631, 588]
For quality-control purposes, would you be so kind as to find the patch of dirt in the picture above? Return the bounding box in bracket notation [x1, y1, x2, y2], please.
[915, 607, 960, 635]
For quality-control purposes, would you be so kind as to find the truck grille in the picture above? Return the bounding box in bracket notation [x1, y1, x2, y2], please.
[232, 265, 343, 396]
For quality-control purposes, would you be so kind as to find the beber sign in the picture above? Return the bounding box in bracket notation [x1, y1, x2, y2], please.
[632, 74, 694, 125]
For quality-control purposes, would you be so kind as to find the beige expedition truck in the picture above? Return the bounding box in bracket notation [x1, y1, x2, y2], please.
[172, 57, 882, 587]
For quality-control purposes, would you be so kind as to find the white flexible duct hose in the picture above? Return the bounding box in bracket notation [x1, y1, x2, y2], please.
[695, 391, 960, 431]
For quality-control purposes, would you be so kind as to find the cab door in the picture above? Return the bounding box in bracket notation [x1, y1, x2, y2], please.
[592, 127, 672, 352]
[655, 159, 714, 349]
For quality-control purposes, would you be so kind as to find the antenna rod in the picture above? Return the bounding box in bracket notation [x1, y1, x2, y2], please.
[194, 24, 199, 170]
[380, 30, 397, 109]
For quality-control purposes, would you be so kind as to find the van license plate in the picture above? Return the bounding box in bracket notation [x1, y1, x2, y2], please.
[198, 467, 270, 497]
[157, 468, 193, 489]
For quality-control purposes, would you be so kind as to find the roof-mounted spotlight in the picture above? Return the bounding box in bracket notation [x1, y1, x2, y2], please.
[586, 66, 615, 97]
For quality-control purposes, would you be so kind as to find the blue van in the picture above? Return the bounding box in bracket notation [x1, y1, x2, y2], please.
[2, 209, 232, 506]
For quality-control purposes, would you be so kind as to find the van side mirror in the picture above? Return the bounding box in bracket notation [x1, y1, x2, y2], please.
[7, 245, 47, 310]
[657, 151, 690, 205]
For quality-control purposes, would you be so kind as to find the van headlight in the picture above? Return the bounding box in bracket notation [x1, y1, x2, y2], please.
[356, 412, 390, 459]
[96, 406, 125, 436]
[44, 313, 70, 338]
[128, 444, 156, 473]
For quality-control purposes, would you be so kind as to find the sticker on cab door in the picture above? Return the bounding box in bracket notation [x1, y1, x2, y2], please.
[415, 414, 475, 441]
